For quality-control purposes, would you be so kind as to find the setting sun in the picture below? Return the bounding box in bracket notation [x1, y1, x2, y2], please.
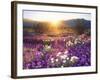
[49, 20, 61, 27]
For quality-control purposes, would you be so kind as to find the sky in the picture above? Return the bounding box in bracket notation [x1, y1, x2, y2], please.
[23, 10, 91, 22]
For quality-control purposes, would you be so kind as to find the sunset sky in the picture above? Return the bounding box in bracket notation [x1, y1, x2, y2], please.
[23, 10, 91, 22]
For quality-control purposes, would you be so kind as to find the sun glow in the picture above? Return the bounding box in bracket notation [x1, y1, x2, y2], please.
[48, 20, 61, 27]
[50, 20, 61, 27]
[47, 20, 62, 35]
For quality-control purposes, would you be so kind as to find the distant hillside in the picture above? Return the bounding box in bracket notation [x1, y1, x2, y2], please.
[63, 18, 91, 29]
[23, 18, 91, 28]
[23, 18, 91, 36]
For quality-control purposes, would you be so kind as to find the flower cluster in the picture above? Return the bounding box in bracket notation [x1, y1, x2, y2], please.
[23, 34, 91, 69]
